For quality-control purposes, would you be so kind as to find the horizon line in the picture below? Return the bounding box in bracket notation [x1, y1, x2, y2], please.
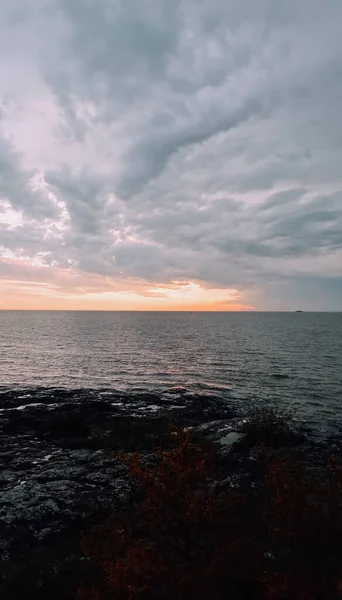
[0, 309, 340, 313]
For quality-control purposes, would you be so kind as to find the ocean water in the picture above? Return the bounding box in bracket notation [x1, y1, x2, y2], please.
[0, 311, 341, 430]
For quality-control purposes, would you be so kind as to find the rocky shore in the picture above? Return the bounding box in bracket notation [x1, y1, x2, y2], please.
[0, 388, 340, 599]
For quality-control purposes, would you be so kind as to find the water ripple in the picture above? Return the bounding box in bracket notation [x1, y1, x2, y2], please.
[0, 311, 341, 428]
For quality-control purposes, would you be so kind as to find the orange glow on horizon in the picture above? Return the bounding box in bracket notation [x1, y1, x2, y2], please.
[0, 292, 254, 311]
[0, 304, 252, 311]
[0, 261, 254, 311]
[0, 292, 253, 311]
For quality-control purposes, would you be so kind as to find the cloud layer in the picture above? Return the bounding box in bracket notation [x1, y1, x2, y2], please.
[1, 0, 342, 310]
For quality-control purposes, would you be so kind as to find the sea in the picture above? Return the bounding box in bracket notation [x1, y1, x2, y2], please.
[0, 311, 341, 432]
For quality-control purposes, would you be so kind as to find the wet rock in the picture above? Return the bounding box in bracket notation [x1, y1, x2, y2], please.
[0, 388, 316, 598]
[219, 431, 243, 447]
[0, 388, 241, 597]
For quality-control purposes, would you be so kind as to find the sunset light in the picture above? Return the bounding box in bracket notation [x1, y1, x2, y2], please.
[0, 258, 253, 310]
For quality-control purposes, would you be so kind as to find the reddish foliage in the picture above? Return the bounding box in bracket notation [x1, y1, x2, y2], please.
[262, 451, 342, 599]
[78, 429, 262, 599]
[78, 428, 342, 600]
[241, 406, 300, 449]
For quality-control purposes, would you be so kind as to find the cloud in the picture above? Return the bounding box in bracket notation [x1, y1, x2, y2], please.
[0, 136, 58, 219]
[0, 0, 342, 309]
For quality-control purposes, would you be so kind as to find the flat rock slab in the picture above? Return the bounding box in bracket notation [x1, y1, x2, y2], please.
[219, 431, 243, 447]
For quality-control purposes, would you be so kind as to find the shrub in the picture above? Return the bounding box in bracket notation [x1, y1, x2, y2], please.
[239, 406, 302, 449]
[262, 450, 342, 599]
[78, 427, 342, 600]
[78, 429, 263, 600]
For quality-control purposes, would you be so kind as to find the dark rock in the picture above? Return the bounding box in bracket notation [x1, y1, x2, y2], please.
[0, 388, 241, 597]
[0, 387, 324, 598]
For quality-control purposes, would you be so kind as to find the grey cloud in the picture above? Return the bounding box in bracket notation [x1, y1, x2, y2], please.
[0, 136, 57, 219]
[116, 96, 264, 199]
[211, 192, 342, 261]
[261, 193, 342, 255]
[46, 167, 111, 234]
[60, 0, 180, 81]
[1, 0, 342, 309]
[257, 274, 342, 312]
[112, 242, 167, 279]
[261, 189, 306, 211]
[44, 0, 182, 141]
[44, 167, 124, 275]
[46, 0, 342, 197]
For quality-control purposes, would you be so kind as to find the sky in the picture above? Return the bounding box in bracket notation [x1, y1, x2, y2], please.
[0, 0, 341, 311]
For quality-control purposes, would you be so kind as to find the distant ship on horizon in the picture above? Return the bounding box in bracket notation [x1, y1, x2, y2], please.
[295, 310, 304, 312]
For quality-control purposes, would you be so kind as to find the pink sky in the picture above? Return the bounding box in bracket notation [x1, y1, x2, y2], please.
[1, 0, 341, 312]
[0, 259, 253, 311]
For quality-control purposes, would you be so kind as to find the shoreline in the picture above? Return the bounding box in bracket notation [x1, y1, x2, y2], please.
[0, 389, 341, 598]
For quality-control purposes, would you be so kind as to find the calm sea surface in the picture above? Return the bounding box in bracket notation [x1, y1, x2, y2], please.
[0, 311, 341, 430]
